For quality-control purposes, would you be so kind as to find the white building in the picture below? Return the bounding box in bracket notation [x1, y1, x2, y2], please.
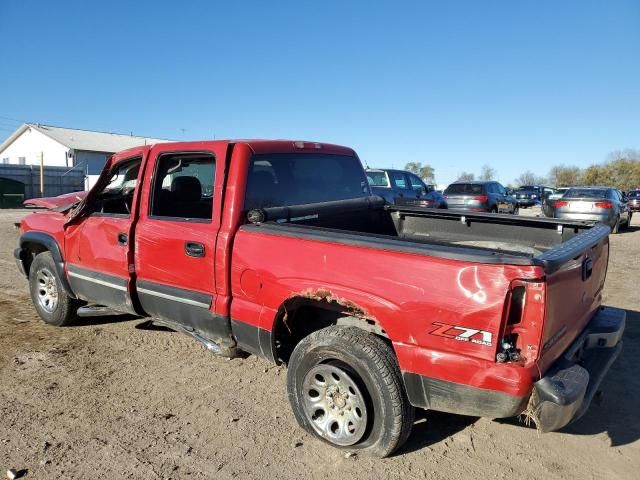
[0, 123, 170, 189]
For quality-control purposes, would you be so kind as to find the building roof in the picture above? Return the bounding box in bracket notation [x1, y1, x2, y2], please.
[0, 123, 172, 154]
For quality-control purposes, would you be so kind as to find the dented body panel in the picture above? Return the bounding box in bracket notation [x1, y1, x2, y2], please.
[15, 139, 620, 430]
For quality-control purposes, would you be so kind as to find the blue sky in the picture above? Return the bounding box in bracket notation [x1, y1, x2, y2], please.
[1, 1, 638, 185]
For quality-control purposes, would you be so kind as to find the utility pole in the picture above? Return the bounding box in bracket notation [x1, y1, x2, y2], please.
[39, 151, 44, 197]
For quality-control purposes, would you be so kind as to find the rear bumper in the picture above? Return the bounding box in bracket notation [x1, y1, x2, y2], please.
[529, 306, 625, 432]
[401, 306, 624, 429]
[555, 211, 612, 226]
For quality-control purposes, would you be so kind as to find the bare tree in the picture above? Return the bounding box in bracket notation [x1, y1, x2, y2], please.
[514, 171, 546, 187]
[478, 164, 497, 181]
[457, 171, 475, 181]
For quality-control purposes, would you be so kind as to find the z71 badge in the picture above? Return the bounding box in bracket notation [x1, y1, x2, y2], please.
[429, 322, 493, 346]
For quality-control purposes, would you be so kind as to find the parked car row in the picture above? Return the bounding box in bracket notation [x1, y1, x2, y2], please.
[365, 169, 519, 214]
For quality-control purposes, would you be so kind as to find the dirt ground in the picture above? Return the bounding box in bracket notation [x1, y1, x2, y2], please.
[1, 208, 639, 480]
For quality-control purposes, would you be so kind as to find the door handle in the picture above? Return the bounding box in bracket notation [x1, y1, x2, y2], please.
[185, 241, 205, 258]
[117, 232, 128, 246]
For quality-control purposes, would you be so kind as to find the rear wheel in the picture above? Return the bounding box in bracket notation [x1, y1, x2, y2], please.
[29, 252, 80, 326]
[612, 216, 620, 234]
[287, 326, 414, 457]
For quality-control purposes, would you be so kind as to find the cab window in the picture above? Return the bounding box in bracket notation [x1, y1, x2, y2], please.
[150, 153, 215, 221]
[408, 174, 426, 194]
[391, 172, 408, 189]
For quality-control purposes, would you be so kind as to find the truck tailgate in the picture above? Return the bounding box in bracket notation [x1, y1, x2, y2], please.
[535, 224, 610, 372]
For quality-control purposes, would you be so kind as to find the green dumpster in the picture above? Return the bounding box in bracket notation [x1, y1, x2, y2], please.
[0, 177, 25, 208]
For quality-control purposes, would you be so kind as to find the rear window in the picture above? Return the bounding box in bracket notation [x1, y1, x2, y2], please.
[245, 153, 369, 209]
[564, 188, 608, 198]
[444, 183, 484, 195]
[366, 171, 389, 187]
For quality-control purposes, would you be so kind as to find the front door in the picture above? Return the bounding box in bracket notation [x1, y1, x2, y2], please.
[133, 143, 231, 341]
[389, 171, 415, 205]
[64, 150, 148, 312]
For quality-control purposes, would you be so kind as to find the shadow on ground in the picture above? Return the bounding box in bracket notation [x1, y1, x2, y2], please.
[396, 410, 479, 455]
[70, 313, 139, 327]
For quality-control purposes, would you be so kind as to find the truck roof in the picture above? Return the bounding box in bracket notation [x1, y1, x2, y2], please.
[112, 140, 355, 159]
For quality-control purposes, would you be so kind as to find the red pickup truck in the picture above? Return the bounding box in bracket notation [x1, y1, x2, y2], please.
[15, 140, 624, 457]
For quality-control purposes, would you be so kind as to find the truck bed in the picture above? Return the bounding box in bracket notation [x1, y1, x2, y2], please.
[249, 197, 610, 273]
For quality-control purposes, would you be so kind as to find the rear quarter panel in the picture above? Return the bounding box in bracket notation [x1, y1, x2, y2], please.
[229, 226, 544, 393]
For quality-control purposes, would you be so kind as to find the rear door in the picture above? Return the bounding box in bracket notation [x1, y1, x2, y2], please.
[133, 143, 232, 340]
[64, 148, 149, 312]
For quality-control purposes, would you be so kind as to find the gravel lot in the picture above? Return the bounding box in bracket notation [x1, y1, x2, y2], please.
[1, 208, 639, 479]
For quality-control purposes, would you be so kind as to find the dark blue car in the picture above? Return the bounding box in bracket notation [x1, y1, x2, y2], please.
[365, 169, 447, 208]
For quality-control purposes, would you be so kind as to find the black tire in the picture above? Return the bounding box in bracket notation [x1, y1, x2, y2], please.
[287, 326, 414, 457]
[29, 252, 80, 326]
[490, 206, 498, 213]
[513, 205, 520, 215]
[612, 216, 620, 234]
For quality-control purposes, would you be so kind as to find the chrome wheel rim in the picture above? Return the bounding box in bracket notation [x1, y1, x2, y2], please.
[301, 364, 368, 446]
[36, 269, 58, 313]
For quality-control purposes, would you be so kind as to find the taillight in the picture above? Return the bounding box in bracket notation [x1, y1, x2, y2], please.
[497, 280, 546, 365]
[473, 195, 488, 202]
[595, 201, 612, 209]
[555, 200, 568, 208]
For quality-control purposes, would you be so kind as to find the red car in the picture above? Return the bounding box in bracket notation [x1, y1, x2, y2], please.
[627, 190, 640, 212]
[14, 140, 624, 457]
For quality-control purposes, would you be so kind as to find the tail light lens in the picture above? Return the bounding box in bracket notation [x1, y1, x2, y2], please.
[498, 280, 546, 365]
[473, 195, 488, 202]
[595, 201, 612, 209]
[555, 200, 568, 208]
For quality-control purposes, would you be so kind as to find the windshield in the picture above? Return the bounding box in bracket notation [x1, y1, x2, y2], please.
[444, 183, 484, 195]
[628, 191, 640, 198]
[245, 153, 369, 209]
[516, 186, 537, 192]
[564, 188, 608, 198]
[366, 171, 390, 187]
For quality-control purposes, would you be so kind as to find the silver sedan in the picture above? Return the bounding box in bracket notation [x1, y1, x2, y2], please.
[554, 187, 631, 233]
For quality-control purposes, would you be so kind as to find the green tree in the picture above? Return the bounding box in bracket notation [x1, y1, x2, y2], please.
[404, 162, 435, 183]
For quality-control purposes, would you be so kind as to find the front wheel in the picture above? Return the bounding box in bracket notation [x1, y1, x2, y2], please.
[287, 326, 414, 457]
[29, 252, 80, 326]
